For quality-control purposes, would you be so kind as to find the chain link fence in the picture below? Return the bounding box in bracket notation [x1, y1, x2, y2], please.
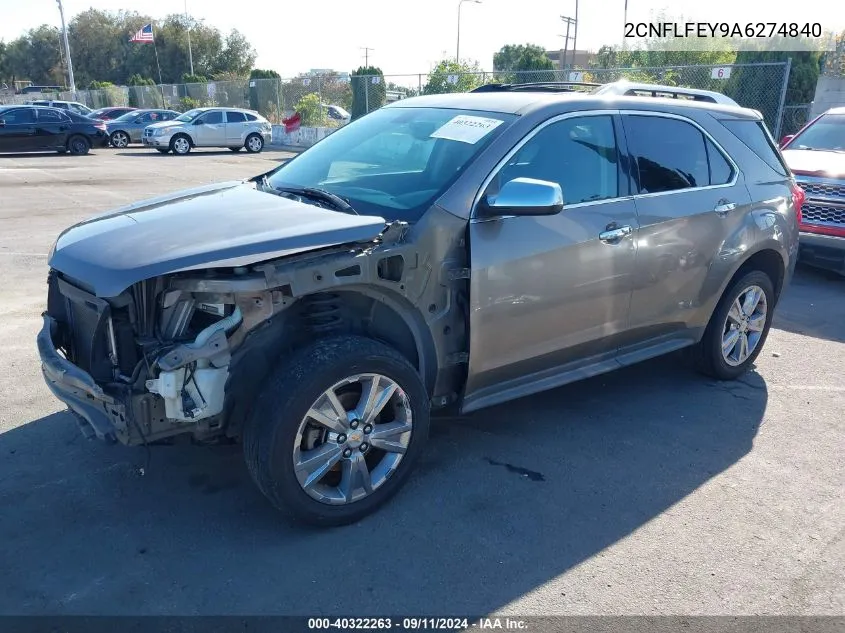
[780, 104, 813, 136]
[12, 61, 789, 136]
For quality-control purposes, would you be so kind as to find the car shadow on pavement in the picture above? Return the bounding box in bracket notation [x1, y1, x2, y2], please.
[772, 264, 845, 344]
[0, 355, 767, 615]
[112, 149, 292, 160]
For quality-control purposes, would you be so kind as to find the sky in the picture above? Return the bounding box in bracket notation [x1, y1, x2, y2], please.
[1, 0, 844, 79]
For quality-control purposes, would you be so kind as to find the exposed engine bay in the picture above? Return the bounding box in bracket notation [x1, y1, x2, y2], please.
[43, 213, 470, 446]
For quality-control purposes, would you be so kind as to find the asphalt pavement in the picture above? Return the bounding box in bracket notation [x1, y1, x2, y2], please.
[0, 147, 842, 616]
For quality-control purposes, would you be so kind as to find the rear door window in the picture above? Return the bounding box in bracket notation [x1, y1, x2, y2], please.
[226, 111, 247, 123]
[623, 115, 710, 193]
[37, 109, 66, 123]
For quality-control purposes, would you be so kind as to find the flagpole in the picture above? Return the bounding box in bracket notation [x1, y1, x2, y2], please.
[152, 22, 165, 108]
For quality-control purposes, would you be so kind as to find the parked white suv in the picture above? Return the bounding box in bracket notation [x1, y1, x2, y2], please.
[142, 107, 272, 154]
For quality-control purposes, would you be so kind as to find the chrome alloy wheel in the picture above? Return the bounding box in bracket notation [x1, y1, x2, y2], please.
[293, 373, 413, 505]
[721, 284, 767, 366]
[172, 136, 190, 154]
[247, 135, 263, 152]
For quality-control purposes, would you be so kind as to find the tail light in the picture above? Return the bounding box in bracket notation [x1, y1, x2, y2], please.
[94, 122, 107, 131]
[791, 182, 805, 224]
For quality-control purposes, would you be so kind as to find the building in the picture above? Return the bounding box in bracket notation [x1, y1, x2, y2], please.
[546, 49, 595, 69]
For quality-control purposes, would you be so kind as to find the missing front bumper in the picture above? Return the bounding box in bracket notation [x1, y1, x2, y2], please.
[37, 314, 126, 443]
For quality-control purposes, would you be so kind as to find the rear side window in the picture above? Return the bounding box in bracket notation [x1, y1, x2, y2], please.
[721, 119, 789, 176]
[705, 137, 734, 185]
[226, 111, 247, 123]
[245, 113, 258, 121]
[624, 115, 712, 193]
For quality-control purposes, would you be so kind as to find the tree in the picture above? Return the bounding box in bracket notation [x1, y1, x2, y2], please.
[493, 44, 555, 82]
[726, 50, 822, 131]
[213, 30, 256, 78]
[423, 59, 482, 95]
[2, 26, 64, 86]
[350, 66, 385, 120]
[294, 93, 322, 126]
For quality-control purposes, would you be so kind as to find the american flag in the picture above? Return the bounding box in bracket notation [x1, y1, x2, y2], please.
[129, 24, 154, 43]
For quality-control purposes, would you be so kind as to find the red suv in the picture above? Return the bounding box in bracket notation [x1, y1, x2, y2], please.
[780, 107, 845, 275]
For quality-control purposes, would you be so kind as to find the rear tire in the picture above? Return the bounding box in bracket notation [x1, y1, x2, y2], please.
[692, 270, 775, 380]
[170, 134, 191, 155]
[67, 135, 90, 156]
[245, 133, 264, 153]
[243, 335, 430, 526]
[109, 131, 130, 148]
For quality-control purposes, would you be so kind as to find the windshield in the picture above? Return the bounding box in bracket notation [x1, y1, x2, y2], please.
[789, 114, 845, 151]
[176, 109, 203, 122]
[265, 107, 515, 222]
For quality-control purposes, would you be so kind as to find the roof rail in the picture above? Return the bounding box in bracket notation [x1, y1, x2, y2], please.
[471, 81, 602, 93]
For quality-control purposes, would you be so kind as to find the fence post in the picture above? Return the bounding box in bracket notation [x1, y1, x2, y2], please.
[276, 78, 282, 124]
[365, 76, 370, 114]
[774, 58, 792, 139]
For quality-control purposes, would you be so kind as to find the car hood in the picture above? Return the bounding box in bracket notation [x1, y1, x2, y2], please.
[146, 120, 183, 130]
[783, 149, 845, 179]
[49, 181, 388, 297]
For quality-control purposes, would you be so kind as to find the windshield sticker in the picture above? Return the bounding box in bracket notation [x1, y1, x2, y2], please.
[430, 115, 504, 144]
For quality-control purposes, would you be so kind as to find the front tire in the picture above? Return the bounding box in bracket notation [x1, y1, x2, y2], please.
[67, 135, 91, 156]
[170, 134, 192, 155]
[693, 270, 775, 380]
[245, 133, 264, 153]
[243, 335, 430, 526]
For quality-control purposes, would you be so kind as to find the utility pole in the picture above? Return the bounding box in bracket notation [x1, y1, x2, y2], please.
[560, 16, 575, 70]
[55, 0, 75, 94]
[572, 0, 579, 69]
[361, 47, 375, 68]
[185, 0, 194, 76]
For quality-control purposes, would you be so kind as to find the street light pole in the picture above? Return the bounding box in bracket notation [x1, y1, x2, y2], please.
[55, 0, 75, 94]
[456, 0, 481, 64]
[185, 0, 194, 76]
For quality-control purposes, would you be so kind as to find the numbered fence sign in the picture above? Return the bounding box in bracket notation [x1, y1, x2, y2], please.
[447, 74, 459, 85]
[569, 71, 584, 82]
[371, 76, 381, 85]
[302, 78, 311, 86]
[711, 67, 732, 80]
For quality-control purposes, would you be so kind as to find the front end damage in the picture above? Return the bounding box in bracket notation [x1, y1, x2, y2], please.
[39, 214, 470, 446]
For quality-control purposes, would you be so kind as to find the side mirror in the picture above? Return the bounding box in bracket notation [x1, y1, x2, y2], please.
[478, 177, 564, 217]
[780, 134, 794, 148]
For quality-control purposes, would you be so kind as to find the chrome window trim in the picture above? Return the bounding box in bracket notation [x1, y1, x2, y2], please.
[470, 109, 623, 222]
[618, 109, 740, 200]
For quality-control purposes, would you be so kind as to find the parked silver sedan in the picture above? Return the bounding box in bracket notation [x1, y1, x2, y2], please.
[142, 107, 272, 154]
[106, 109, 180, 148]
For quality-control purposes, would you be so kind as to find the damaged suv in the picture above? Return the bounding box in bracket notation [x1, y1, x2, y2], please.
[39, 87, 800, 525]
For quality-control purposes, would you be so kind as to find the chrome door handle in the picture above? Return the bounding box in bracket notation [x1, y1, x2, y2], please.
[599, 225, 633, 243]
[714, 202, 737, 216]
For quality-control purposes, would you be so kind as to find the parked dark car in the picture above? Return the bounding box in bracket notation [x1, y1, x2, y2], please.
[88, 106, 137, 121]
[39, 85, 800, 526]
[0, 105, 109, 155]
[779, 107, 845, 275]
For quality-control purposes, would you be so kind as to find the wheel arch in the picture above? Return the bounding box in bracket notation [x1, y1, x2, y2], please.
[224, 285, 439, 439]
